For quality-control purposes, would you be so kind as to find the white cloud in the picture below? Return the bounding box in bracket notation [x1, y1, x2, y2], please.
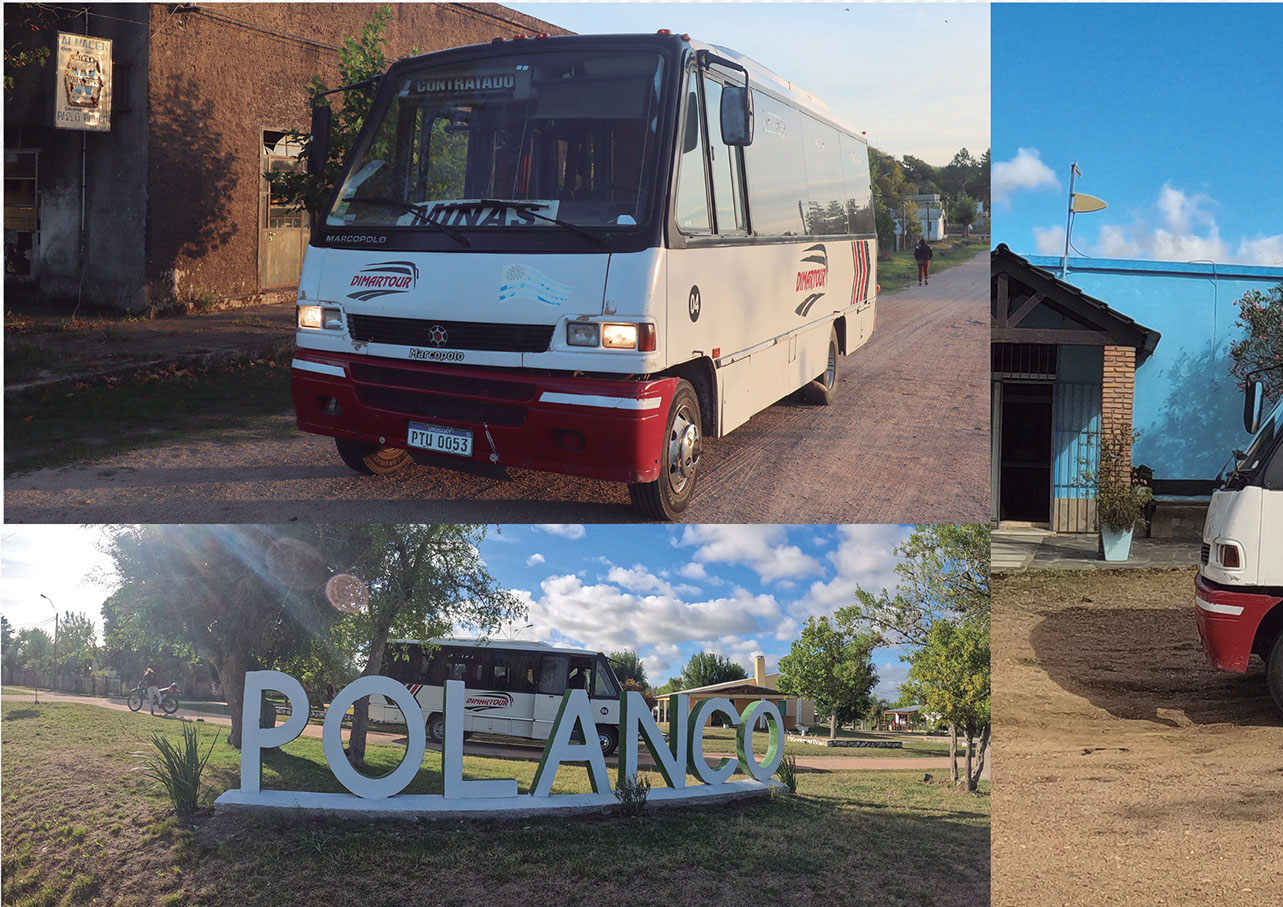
[536, 524, 586, 540]
[607, 565, 674, 596]
[1032, 225, 1066, 256]
[792, 524, 910, 621]
[1061, 183, 1283, 267]
[525, 553, 545, 567]
[677, 561, 708, 580]
[992, 147, 1059, 208]
[679, 525, 822, 582]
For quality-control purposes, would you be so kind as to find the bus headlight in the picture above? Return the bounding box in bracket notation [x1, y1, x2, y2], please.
[601, 323, 638, 349]
[299, 305, 344, 330]
[566, 322, 600, 347]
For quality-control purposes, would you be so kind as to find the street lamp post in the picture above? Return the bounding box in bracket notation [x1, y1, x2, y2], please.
[40, 593, 57, 699]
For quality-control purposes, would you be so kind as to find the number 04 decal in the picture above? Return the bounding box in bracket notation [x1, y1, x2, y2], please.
[688, 285, 701, 322]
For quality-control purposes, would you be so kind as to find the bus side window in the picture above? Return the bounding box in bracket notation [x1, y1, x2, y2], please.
[567, 656, 593, 691]
[538, 655, 568, 696]
[592, 657, 619, 698]
[673, 83, 711, 233]
[421, 647, 447, 685]
[503, 653, 538, 693]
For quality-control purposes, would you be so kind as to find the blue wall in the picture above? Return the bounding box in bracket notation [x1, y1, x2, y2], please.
[1026, 256, 1283, 482]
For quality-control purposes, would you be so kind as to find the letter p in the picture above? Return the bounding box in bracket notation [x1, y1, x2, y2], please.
[240, 670, 309, 794]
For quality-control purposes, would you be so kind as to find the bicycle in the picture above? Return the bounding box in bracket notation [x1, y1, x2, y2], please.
[127, 681, 179, 715]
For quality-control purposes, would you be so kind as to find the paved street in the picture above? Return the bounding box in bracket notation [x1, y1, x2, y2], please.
[5, 251, 988, 524]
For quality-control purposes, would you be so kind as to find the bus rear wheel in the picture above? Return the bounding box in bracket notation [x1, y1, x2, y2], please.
[629, 380, 701, 521]
[597, 724, 619, 757]
[426, 714, 445, 744]
[335, 438, 411, 475]
[1267, 634, 1283, 715]
[802, 327, 839, 405]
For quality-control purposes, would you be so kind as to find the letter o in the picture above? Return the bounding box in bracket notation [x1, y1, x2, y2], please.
[736, 700, 785, 781]
[323, 676, 427, 798]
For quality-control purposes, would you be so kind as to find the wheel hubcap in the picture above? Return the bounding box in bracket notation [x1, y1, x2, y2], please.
[825, 344, 837, 387]
[667, 406, 700, 493]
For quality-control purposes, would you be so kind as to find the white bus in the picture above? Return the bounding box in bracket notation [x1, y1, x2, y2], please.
[371, 638, 624, 754]
[1196, 379, 1283, 714]
[291, 31, 878, 518]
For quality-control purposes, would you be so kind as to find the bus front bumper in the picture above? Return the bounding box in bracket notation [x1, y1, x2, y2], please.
[291, 351, 677, 484]
[1194, 572, 1280, 673]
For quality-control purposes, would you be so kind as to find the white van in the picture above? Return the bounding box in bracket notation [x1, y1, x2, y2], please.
[371, 638, 624, 754]
[292, 31, 877, 518]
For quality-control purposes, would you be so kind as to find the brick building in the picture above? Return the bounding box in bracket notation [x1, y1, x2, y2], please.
[3, 3, 567, 312]
[990, 244, 1160, 532]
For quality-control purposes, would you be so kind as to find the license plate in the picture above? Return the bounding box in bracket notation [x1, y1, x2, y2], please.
[407, 422, 473, 457]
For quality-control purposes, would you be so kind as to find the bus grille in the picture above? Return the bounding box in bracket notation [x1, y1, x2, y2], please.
[349, 363, 536, 403]
[1200, 543, 1210, 566]
[348, 314, 554, 353]
[355, 386, 526, 427]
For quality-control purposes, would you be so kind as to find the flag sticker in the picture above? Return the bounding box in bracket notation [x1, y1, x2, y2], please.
[499, 264, 572, 307]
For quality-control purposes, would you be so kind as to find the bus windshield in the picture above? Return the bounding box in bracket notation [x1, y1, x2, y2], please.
[327, 49, 666, 232]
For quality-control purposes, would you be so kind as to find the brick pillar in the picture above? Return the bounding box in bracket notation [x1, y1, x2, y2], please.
[1101, 344, 1136, 469]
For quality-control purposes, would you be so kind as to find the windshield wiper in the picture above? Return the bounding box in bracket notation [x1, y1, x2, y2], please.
[478, 199, 609, 249]
[343, 195, 469, 246]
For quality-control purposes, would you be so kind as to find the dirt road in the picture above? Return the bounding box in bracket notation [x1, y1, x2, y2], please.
[4, 252, 987, 524]
[993, 568, 1283, 907]
[1, 689, 952, 772]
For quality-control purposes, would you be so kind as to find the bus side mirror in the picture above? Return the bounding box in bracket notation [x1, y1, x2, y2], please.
[1244, 379, 1265, 434]
[308, 105, 332, 176]
[720, 85, 753, 147]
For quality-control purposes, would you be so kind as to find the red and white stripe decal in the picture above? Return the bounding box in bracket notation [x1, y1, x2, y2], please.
[851, 240, 871, 307]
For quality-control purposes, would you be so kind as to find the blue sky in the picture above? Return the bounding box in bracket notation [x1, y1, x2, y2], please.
[1, 524, 918, 700]
[992, 3, 1283, 266]
[506, 2, 989, 165]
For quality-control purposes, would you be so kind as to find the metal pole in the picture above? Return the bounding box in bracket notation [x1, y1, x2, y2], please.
[1061, 162, 1078, 280]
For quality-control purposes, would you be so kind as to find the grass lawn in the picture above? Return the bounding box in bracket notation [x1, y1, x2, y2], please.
[4, 352, 296, 477]
[654, 722, 954, 758]
[2, 702, 989, 907]
[878, 239, 986, 294]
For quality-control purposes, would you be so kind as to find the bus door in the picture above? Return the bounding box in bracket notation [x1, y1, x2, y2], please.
[533, 653, 569, 740]
[490, 649, 540, 739]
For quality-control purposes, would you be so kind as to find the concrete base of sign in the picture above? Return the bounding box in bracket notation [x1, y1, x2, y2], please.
[785, 736, 904, 748]
[214, 779, 785, 821]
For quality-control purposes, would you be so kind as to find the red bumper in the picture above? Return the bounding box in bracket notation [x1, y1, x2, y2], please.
[291, 350, 677, 484]
[1194, 573, 1281, 673]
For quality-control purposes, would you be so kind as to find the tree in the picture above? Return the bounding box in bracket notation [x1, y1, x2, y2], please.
[865, 697, 889, 731]
[53, 611, 97, 676]
[655, 676, 683, 695]
[678, 651, 747, 689]
[607, 649, 648, 688]
[99, 525, 337, 749]
[1, 615, 13, 675]
[848, 524, 991, 787]
[777, 616, 878, 739]
[12, 627, 53, 671]
[265, 5, 397, 219]
[949, 194, 979, 239]
[1228, 283, 1283, 399]
[313, 525, 523, 767]
[904, 620, 990, 790]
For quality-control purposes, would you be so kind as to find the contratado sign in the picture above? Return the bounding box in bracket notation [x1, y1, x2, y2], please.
[217, 671, 785, 818]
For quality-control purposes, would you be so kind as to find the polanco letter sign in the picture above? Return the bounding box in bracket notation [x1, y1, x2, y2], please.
[215, 672, 786, 819]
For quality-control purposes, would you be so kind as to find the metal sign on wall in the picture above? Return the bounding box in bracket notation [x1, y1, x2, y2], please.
[54, 32, 112, 132]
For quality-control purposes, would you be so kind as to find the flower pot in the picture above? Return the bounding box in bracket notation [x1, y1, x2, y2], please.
[1101, 523, 1135, 562]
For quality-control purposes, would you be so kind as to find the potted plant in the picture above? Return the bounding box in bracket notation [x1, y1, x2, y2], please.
[1087, 427, 1152, 561]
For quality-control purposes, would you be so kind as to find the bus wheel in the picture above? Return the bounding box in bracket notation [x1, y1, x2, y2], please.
[1268, 634, 1283, 715]
[426, 714, 445, 744]
[335, 438, 410, 475]
[597, 724, 619, 757]
[802, 327, 839, 405]
[629, 380, 701, 520]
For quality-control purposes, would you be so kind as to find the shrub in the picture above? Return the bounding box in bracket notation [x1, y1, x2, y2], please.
[775, 754, 799, 794]
[1084, 427, 1152, 532]
[142, 720, 219, 814]
[613, 772, 651, 817]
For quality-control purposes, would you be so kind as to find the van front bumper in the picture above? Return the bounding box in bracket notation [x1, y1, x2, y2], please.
[1194, 572, 1280, 672]
[291, 351, 677, 484]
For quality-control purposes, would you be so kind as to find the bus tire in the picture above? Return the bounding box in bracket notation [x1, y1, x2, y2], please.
[629, 380, 701, 520]
[802, 327, 839, 405]
[1267, 634, 1283, 715]
[597, 724, 619, 757]
[426, 713, 445, 744]
[335, 438, 410, 475]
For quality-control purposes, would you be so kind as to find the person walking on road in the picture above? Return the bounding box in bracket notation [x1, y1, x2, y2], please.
[914, 238, 934, 285]
[141, 666, 160, 715]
